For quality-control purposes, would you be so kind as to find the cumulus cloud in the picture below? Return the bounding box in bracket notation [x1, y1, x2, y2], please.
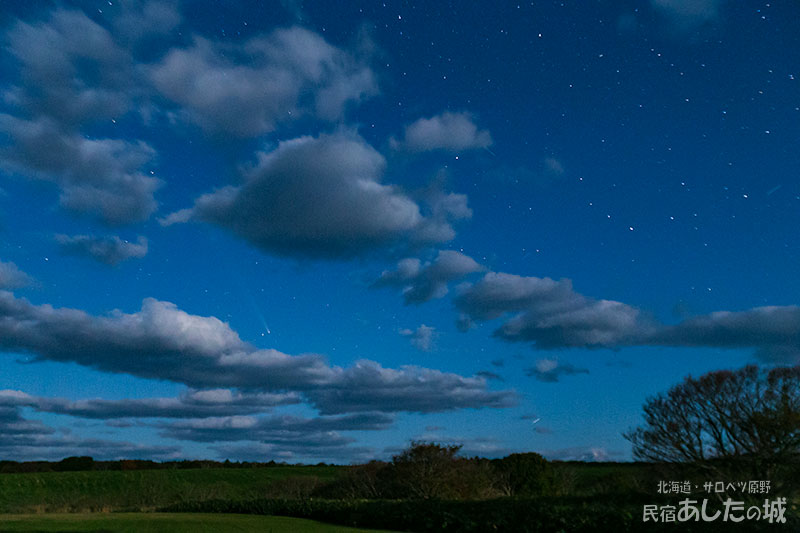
[454, 270, 800, 362]
[0, 7, 385, 228]
[0, 291, 331, 390]
[211, 441, 375, 464]
[526, 358, 589, 383]
[150, 27, 376, 136]
[163, 133, 468, 258]
[109, 1, 182, 46]
[411, 190, 473, 244]
[400, 325, 436, 351]
[159, 412, 393, 443]
[0, 388, 300, 420]
[4, 9, 135, 126]
[0, 404, 179, 461]
[0, 9, 162, 225]
[646, 306, 800, 363]
[374, 250, 484, 304]
[56, 234, 148, 266]
[306, 360, 515, 415]
[0, 115, 161, 225]
[391, 112, 492, 152]
[161, 412, 390, 463]
[0, 260, 33, 289]
[455, 272, 645, 348]
[0, 292, 515, 414]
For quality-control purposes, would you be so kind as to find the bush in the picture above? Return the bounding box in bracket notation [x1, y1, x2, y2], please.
[314, 461, 388, 499]
[55, 456, 95, 472]
[162, 496, 799, 532]
[264, 475, 320, 499]
[385, 442, 463, 499]
[493, 452, 553, 497]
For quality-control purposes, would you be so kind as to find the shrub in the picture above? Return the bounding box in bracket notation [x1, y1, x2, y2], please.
[493, 452, 553, 497]
[385, 442, 463, 499]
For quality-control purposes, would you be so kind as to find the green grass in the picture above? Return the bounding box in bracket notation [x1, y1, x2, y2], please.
[0, 513, 399, 532]
[0, 467, 342, 513]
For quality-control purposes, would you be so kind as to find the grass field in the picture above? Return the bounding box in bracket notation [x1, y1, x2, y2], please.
[0, 513, 399, 532]
[0, 463, 659, 514]
[0, 467, 342, 513]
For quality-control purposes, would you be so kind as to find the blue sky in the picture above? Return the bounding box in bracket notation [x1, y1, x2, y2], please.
[0, 0, 798, 463]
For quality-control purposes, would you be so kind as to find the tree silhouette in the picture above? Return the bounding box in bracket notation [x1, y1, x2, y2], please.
[388, 441, 463, 499]
[625, 365, 800, 482]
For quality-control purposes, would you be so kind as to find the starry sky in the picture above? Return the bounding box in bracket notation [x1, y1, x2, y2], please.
[0, 0, 798, 463]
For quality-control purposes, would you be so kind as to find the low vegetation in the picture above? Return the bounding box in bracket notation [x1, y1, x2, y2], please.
[1, 448, 796, 532]
[0, 513, 398, 532]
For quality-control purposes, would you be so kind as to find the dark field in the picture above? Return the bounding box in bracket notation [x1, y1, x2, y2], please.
[0, 513, 398, 532]
[0, 462, 796, 532]
[0, 466, 341, 513]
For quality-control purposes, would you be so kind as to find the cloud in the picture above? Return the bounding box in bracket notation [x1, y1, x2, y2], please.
[455, 272, 645, 348]
[0, 292, 516, 415]
[4, 9, 134, 126]
[410, 190, 473, 244]
[163, 133, 468, 258]
[0, 115, 161, 225]
[162, 412, 390, 464]
[525, 358, 589, 383]
[56, 234, 148, 266]
[541, 446, 623, 462]
[453, 269, 800, 363]
[150, 27, 376, 137]
[374, 250, 484, 304]
[542, 157, 565, 176]
[0, 260, 33, 289]
[475, 370, 504, 381]
[0, 388, 300, 420]
[391, 112, 492, 152]
[0, 291, 331, 390]
[159, 412, 393, 443]
[0, 9, 163, 225]
[210, 441, 375, 464]
[400, 325, 436, 352]
[109, 1, 182, 46]
[0, 404, 179, 461]
[646, 306, 800, 363]
[650, 0, 723, 27]
[306, 360, 516, 415]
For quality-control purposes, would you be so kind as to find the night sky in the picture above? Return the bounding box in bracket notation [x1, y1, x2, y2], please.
[1, 0, 799, 463]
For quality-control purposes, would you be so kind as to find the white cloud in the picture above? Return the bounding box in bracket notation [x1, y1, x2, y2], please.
[0, 260, 33, 289]
[400, 325, 436, 352]
[150, 27, 377, 137]
[391, 111, 492, 152]
[0, 292, 516, 414]
[163, 133, 468, 258]
[56, 234, 148, 265]
[374, 250, 484, 304]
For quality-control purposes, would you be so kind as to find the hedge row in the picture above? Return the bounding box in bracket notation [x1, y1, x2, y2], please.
[161, 496, 796, 532]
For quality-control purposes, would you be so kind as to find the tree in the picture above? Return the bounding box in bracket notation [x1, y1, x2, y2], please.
[492, 452, 553, 497]
[55, 456, 94, 472]
[624, 365, 800, 480]
[388, 441, 463, 499]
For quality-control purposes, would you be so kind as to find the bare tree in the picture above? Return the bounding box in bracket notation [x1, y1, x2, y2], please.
[389, 441, 463, 499]
[624, 365, 800, 482]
